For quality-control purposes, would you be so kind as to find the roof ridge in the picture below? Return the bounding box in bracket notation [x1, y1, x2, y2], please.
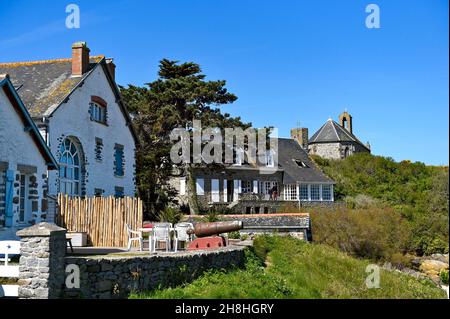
[330, 120, 341, 141]
[0, 55, 105, 67]
[311, 121, 328, 143]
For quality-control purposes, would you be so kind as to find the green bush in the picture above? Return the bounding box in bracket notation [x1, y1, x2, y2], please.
[157, 206, 183, 224]
[312, 153, 449, 256]
[309, 205, 412, 264]
[228, 231, 241, 239]
[440, 270, 449, 285]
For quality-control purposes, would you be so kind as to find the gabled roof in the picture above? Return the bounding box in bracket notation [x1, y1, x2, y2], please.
[277, 138, 334, 184]
[0, 56, 138, 144]
[0, 74, 58, 169]
[309, 119, 369, 151]
[0, 56, 103, 117]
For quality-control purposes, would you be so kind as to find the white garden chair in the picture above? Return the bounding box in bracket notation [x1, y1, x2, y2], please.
[173, 223, 194, 252]
[152, 224, 171, 252]
[126, 224, 143, 251]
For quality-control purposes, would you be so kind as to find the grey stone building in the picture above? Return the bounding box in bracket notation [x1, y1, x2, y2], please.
[307, 111, 371, 160]
[170, 137, 335, 214]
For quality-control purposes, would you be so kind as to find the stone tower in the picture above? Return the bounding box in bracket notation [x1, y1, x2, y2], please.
[290, 127, 309, 150]
[308, 111, 370, 160]
[338, 111, 353, 134]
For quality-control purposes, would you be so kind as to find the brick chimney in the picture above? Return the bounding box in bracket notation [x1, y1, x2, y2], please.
[72, 42, 90, 77]
[291, 127, 309, 150]
[105, 58, 116, 81]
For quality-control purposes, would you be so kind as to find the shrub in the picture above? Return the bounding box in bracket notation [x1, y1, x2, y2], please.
[440, 270, 449, 285]
[157, 206, 183, 224]
[228, 231, 240, 239]
[309, 205, 412, 264]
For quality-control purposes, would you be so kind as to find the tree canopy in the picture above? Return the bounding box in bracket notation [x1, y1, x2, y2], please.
[120, 59, 251, 216]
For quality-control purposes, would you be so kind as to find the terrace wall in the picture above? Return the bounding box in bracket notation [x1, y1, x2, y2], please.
[16, 223, 246, 299]
[64, 246, 246, 299]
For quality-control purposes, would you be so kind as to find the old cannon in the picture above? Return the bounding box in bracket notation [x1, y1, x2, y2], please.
[187, 221, 243, 250]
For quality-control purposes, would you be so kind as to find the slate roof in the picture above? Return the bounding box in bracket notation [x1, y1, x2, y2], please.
[0, 55, 138, 144]
[0, 74, 58, 169]
[0, 56, 104, 117]
[276, 138, 334, 184]
[309, 119, 369, 150]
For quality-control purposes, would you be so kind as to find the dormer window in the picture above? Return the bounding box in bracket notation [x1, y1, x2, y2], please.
[89, 96, 107, 125]
[294, 160, 309, 168]
[266, 150, 275, 167]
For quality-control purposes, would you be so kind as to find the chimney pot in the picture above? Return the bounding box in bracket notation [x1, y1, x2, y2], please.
[105, 58, 116, 81]
[72, 41, 90, 77]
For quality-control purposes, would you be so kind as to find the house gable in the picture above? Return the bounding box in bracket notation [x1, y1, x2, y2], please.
[0, 75, 57, 169]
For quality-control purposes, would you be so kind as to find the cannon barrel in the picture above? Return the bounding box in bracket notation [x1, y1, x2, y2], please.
[187, 221, 243, 237]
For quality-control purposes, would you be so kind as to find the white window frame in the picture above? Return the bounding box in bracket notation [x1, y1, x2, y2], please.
[310, 184, 320, 201]
[299, 184, 309, 201]
[283, 184, 298, 201]
[321, 184, 333, 201]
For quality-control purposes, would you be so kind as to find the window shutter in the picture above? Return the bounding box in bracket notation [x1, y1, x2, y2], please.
[179, 178, 186, 195]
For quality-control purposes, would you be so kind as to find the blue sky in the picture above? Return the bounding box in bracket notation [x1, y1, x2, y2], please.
[0, 0, 448, 165]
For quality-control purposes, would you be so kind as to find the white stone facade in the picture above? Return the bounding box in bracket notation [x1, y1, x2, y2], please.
[0, 89, 49, 229]
[44, 66, 136, 198]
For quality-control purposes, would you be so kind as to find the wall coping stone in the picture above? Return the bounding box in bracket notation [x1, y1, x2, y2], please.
[16, 222, 66, 237]
[65, 245, 246, 261]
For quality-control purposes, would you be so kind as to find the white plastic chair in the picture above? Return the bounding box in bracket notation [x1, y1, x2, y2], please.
[0, 241, 20, 266]
[152, 224, 171, 252]
[126, 224, 143, 251]
[173, 223, 194, 252]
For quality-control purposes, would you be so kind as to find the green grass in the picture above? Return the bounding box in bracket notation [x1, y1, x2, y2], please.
[130, 236, 446, 299]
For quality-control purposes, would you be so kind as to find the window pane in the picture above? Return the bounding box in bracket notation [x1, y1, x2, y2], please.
[311, 185, 320, 201]
[322, 185, 331, 201]
[300, 185, 309, 201]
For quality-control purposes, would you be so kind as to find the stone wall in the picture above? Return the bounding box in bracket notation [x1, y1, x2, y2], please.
[309, 141, 370, 160]
[15, 222, 246, 299]
[64, 246, 246, 299]
[16, 223, 67, 299]
[186, 213, 313, 240]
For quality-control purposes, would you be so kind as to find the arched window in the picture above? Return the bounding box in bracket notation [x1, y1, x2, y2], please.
[59, 138, 81, 195]
[90, 96, 107, 124]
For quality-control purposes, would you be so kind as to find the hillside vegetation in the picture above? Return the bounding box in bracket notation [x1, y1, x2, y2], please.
[130, 236, 446, 299]
[311, 153, 449, 256]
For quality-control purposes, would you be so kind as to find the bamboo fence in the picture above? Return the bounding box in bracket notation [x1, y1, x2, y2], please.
[56, 194, 143, 247]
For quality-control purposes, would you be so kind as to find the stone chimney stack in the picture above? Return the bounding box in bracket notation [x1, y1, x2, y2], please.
[105, 58, 116, 81]
[72, 42, 90, 77]
[291, 127, 309, 150]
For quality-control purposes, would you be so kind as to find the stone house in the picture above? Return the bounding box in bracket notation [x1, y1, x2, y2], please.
[306, 111, 371, 159]
[170, 137, 335, 214]
[0, 42, 137, 208]
[0, 74, 58, 233]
